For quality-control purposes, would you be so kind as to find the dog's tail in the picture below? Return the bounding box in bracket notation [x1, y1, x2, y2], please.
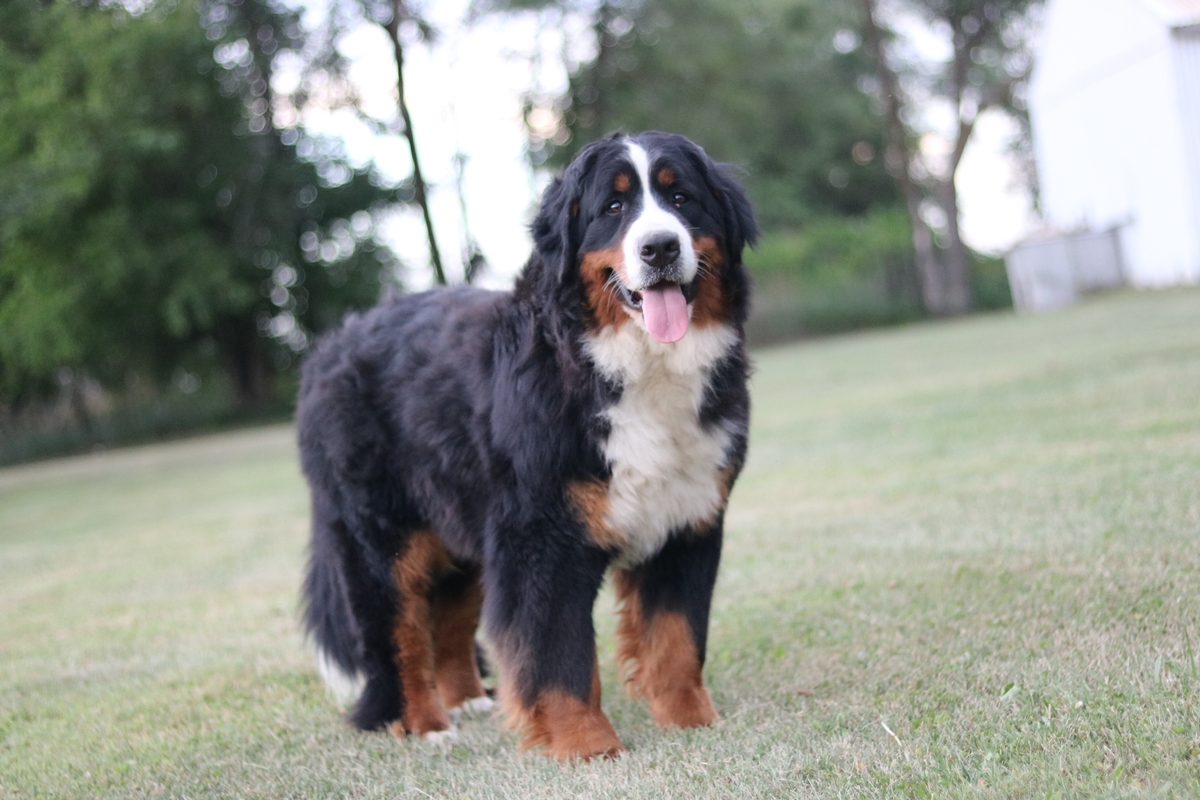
[302, 496, 366, 709]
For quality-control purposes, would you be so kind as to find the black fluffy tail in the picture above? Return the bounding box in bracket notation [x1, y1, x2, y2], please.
[302, 496, 365, 707]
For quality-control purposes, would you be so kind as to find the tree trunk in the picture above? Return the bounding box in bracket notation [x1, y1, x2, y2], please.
[857, 0, 975, 317]
[68, 373, 92, 433]
[902, 180, 948, 314]
[858, 0, 948, 316]
[218, 317, 275, 409]
[590, 2, 617, 134]
[934, 181, 973, 314]
[386, 2, 446, 286]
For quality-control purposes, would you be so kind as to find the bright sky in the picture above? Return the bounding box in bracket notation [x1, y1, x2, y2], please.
[288, 0, 1036, 289]
[957, 110, 1035, 255]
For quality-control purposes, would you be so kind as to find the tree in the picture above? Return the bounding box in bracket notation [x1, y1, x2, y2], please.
[0, 0, 402, 411]
[314, 0, 455, 285]
[534, 0, 901, 230]
[381, 1, 447, 285]
[857, 0, 1039, 314]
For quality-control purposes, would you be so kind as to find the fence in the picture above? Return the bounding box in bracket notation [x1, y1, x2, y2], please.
[1005, 227, 1126, 312]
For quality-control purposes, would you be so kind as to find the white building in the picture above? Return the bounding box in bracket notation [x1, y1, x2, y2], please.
[1029, 0, 1200, 287]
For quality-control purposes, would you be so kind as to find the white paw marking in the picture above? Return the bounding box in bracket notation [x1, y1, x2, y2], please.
[457, 695, 495, 716]
[421, 727, 459, 750]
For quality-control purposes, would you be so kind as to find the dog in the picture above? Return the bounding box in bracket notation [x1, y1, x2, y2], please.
[297, 131, 756, 760]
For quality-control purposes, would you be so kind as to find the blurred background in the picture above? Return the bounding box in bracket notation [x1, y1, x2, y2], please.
[2, 0, 1197, 465]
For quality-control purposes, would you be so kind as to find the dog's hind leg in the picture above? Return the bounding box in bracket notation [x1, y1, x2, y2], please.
[336, 543, 405, 732]
[614, 523, 723, 730]
[430, 566, 491, 715]
[388, 530, 456, 739]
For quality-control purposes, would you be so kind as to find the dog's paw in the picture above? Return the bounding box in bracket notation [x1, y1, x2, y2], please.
[421, 727, 459, 751]
[459, 695, 495, 716]
[448, 695, 494, 724]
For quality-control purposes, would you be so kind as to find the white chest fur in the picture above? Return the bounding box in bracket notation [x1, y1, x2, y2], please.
[583, 323, 738, 565]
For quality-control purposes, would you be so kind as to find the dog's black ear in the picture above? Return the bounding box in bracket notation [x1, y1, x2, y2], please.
[678, 138, 757, 263]
[531, 140, 606, 283]
[706, 160, 758, 264]
[531, 174, 574, 273]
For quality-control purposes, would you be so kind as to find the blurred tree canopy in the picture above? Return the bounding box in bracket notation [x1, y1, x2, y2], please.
[0, 0, 1030, 460]
[858, 0, 1040, 314]
[540, 0, 902, 230]
[497, 0, 1027, 319]
[0, 0, 401, 410]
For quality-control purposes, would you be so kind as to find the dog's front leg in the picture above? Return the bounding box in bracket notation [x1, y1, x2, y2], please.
[614, 521, 723, 729]
[483, 525, 623, 761]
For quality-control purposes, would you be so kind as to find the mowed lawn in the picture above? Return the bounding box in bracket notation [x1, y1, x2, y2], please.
[2, 290, 1199, 799]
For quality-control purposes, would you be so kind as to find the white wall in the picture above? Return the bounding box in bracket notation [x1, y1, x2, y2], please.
[1174, 26, 1200, 254]
[1030, 0, 1200, 285]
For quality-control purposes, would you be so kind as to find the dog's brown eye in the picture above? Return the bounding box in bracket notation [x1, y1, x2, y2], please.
[672, 192, 687, 207]
[606, 200, 623, 215]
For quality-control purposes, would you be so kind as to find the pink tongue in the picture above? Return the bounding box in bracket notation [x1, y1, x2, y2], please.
[641, 283, 689, 343]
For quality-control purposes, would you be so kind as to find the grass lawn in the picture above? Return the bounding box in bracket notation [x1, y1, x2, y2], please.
[2, 289, 1198, 799]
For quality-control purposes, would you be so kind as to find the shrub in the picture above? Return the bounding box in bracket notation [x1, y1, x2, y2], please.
[744, 208, 923, 344]
[744, 209, 1013, 344]
[971, 252, 1014, 311]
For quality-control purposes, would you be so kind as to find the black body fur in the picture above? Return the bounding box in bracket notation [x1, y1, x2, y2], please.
[298, 131, 756, 735]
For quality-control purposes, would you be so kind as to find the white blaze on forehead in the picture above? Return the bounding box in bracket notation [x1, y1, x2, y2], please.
[622, 141, 698, 290]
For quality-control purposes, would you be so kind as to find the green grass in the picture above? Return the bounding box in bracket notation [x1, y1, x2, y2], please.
[2, 289, 1199, 798]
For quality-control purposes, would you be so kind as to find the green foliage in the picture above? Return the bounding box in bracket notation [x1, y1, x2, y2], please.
[540, 0, 938, 333]
[0, 377, 293, 467]
[905, 0, 1041, 111]
[972, 252, 1014, 310]
[553, 0, 900, 229]
[745, 209, 923, 341]
[748, 209, 917, 286]
[744, 210, 1012, 342]
[0, 0, 400, 410]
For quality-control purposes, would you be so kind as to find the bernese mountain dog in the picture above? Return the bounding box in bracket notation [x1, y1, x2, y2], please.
[297, 131, 756, 760]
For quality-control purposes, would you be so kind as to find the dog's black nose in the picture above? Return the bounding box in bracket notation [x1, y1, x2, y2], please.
[640, 234, 681, 269]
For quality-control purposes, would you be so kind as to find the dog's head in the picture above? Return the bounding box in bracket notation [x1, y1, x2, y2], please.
[531, 132, 757, 342]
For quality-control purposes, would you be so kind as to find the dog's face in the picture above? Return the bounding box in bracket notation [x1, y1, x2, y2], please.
[533, 132, 756, 342]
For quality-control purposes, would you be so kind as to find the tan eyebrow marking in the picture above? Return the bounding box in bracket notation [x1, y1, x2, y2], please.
[657, 167, 676, 186]
[614, 174, 631, 192]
